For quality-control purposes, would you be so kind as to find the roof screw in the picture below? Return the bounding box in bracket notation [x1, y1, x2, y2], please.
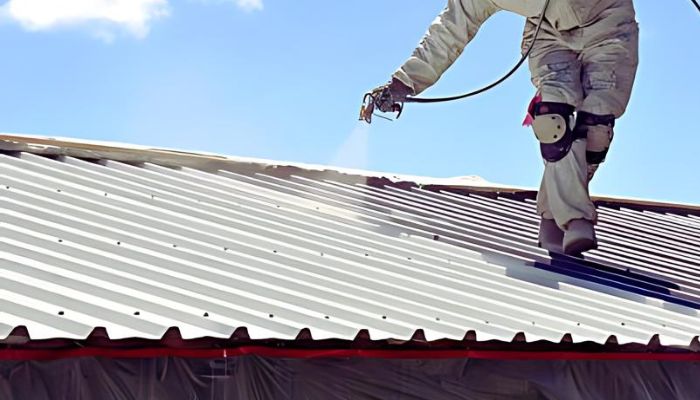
[436, 317, 441, 321]
[364, 253, 369, 257]
[269, 314, 274, 318]
[485, 321, 490, 324]
[56, 189, 62, 193]
[577, 322, 581, 326]
[320, 252, 324, 256]
[433, 235, 440, 241]
[621, 322, 626, 326]
[172, 244, 177, 248]
[134, 311, 141, 316]
[58, 239, 63, 243]
[324, 316, 329, 320]
[104, 193, 108, 197]
[5, 186, 9, 189]
[407, 257, 412, 261]
[224, 247, 228, 251]
[273, 250, 278, 254]
[381, 315, 387, 320]
[203, 312, 210, 317]
[117, 241, 121, 245]
[58, 311, 65, 316]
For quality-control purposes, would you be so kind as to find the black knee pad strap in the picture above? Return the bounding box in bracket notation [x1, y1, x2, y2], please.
[533, 102, 576, 162]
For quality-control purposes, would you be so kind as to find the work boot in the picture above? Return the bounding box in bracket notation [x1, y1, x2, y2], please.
[563, 219, 597, 256]
[538, 218, 564, 254]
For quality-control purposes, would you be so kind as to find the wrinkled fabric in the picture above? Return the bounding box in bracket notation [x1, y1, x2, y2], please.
[525, 1, 639, 117]
[393, 0, 499, 95]
[538, 140, 597, 228]
[1, 356, 700, 400]
[394, 0, 637, 100]
[394, 0, 638, 228]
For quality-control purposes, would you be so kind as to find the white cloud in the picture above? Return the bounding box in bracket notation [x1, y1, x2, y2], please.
[233, 0, 262, 12]
[0, 0, 170, 38]
[0, 0, 263, 40]
[194, 0, 263, 12]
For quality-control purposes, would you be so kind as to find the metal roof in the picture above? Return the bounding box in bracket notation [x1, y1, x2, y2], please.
[1, 143, 699, 347]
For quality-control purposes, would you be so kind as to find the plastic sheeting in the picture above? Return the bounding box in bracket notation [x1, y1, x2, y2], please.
[1, 355, 699, 399]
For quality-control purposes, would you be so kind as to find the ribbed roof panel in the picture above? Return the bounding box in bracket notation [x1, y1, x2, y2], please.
[1, 152, 698, 346]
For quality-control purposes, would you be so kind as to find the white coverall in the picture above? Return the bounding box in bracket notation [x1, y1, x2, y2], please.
[393, 0, 639, 230]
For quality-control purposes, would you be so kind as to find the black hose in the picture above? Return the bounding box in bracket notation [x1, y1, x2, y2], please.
[692, 0, 700, 13]
[404, 0, 550, 104]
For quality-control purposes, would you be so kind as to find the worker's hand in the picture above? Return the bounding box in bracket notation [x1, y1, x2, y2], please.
[361, 78, 414, 123]
[370, 78, 414, 112]
[387, 77, 414, 101]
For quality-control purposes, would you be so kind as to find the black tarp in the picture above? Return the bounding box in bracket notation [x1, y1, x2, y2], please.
[1, 355, 699, 399]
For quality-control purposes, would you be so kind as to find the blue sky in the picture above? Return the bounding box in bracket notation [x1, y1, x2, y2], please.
[0, 1, 699, 204]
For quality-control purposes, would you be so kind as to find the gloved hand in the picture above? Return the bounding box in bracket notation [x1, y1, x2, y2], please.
[370, 77, 414, 112]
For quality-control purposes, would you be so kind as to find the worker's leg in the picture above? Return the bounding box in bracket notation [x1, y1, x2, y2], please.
[559, 7, 638, 254]
[524, 21, 592, 253]
[579, 8, 639, 118]
[524, 21, 583, 110]
[530, 102, 595, 228]
[579, 13, 639, 180]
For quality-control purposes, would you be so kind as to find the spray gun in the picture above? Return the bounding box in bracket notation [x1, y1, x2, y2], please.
[359, 88, 403, 124]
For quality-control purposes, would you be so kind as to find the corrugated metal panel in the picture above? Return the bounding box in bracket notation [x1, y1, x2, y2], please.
[1, 152, 699, 345]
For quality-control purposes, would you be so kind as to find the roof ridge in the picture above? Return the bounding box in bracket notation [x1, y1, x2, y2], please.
[1, 133, 698, 216]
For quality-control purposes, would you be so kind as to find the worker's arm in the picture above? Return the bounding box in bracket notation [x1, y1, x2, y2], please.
[393, 0, 500, 95]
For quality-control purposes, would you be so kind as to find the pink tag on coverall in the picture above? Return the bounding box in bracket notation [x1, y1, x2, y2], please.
[522, 93, 542, 127]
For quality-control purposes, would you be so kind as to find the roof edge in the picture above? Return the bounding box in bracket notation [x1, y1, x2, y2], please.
[2, 347, 699, 362]
[2, 133, 698, 216]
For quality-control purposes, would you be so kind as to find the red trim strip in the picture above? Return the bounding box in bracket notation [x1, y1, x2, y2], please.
[1, 347, 699, 361]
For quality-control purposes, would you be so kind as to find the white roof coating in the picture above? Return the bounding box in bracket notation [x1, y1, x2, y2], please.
[0, 135, 699, 346]
[0, 132, 499, 189]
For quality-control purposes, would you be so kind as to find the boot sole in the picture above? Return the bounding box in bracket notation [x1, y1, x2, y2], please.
[539, 241, 564, 254]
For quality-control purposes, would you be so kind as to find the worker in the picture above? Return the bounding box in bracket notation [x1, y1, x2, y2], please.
[369, 0, 638, 256]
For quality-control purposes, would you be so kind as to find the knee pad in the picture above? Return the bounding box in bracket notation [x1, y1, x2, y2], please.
[574, 112, 615, 165]
[531, 102, 576, 162]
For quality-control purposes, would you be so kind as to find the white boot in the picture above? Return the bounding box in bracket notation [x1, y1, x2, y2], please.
[563, 219, 597, 255]
[538, 218, 564, 254]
